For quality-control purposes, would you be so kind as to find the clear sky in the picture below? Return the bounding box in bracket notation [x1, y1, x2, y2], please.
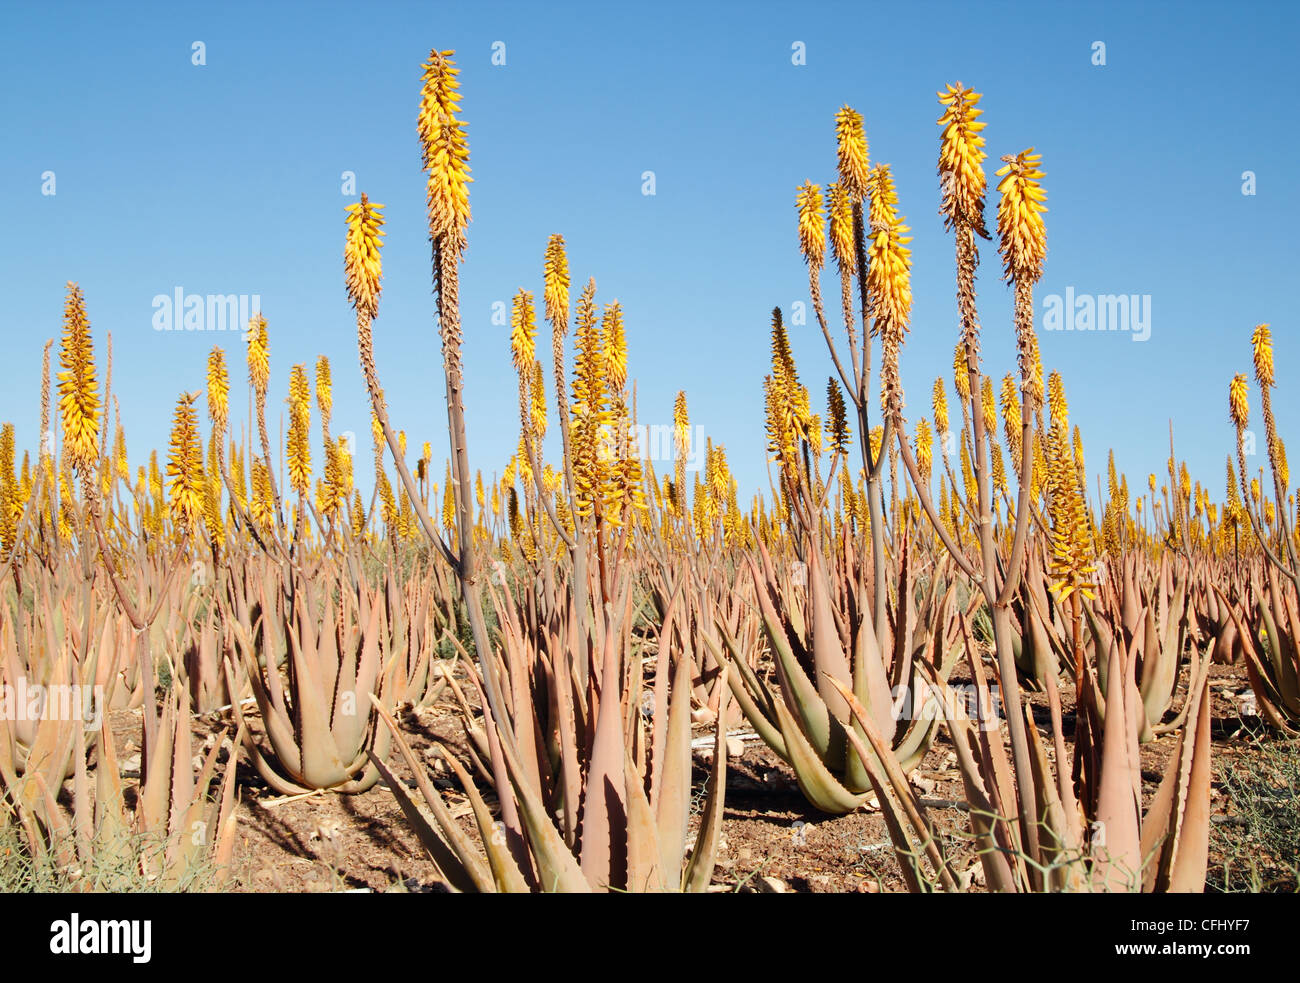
[2, 0, 1296, 507]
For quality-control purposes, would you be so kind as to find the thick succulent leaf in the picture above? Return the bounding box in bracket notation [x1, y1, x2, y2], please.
[436, 745, 531, 893]
[771, 695, 868, 814]
[683, 693, 728, 893]
[285, 625, 349, 788]
[624, 750, 670, 893]
[653, 646, 693, 878]
[827, 675, 957, 891]
[1091, 638, 1142, 891]
[748, 555, 837, 759]
[368, 696, 496, 892]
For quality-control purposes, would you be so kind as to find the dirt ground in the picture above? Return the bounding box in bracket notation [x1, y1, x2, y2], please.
[101, 661, 1267, 893]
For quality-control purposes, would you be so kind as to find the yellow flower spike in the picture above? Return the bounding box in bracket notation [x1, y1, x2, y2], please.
[286, 364, 312, 496]
[994, 149, 1048, 283]
[530, 360, 548, 440]
[1228, 373, 1249, 429]
[981, 375, 996, 435]
[506, 485, 523, 541]
[796, 181, 825, 272]
[510, 289, 536, 375]
[0, 424, 16, 556]
[335, 434, 354, 492]
[932, 379, 949, 443]
[825, 182, 856, 274]
[936, 82, 989, 236]
[710, 443, 729, 503]
[543, 234, 570, 327]
[959, 436, 977, 506]
[915, 417, 934, 484]
[825, 377, 850, 455]
[867, 182, 914, 416]
[867, 164, 900, 231]
[570, 280, 607, 518]
[442, 462, 456, 532]
[991, 442, 1007, 497]
[1045, 418, 1096, 603]
[602, 302, 627, 395]
[315, 355, 333, 421]
[166, 392, 204, 533]
[1048, 370, 1068, 426]
[148, 449, 162, 501]
[113, 423, 128, 483]
[247, 314, 270, 399]
[673, 392, 690, 459]
[344, 193, 386, 321]
[1000, 373, 1023, 469]
[867, 221, 913, 335]
[417, 49, 472, 251]
[206, 347, 229, 434]
[834, 106, 869, 202]
[1251, 323, 1273, 388]
[953, 343, 971, 402]
[248, 458, 271, 526]
[57, 282, 99, 472]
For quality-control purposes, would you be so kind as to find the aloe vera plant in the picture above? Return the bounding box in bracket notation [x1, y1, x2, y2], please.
[717, 530, 964, 814]
[368, 579, 728, 892]
[222, 558, 401, 794]
[0, 673, 241, 890]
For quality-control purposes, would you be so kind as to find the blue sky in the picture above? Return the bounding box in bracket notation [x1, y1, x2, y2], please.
[2, 0, 1296, 508]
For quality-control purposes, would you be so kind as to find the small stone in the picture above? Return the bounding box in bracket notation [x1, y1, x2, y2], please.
[691, 707, 717, 726]
[725, 736, 745, 759]
[757, 875, 787, 893]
